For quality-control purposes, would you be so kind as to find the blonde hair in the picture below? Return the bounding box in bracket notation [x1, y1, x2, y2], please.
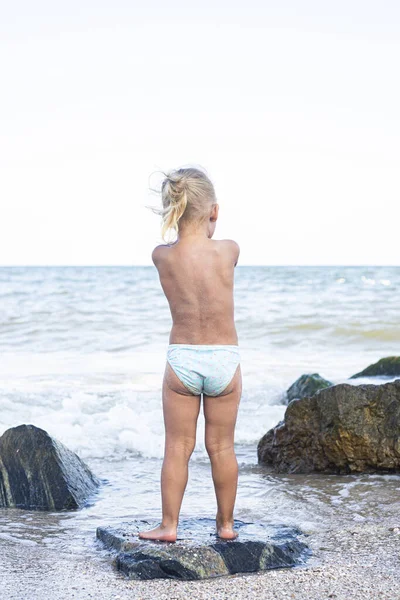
[149, 166, 217, 243]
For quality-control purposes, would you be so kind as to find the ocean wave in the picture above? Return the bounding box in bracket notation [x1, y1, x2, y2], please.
[332, 326, 400, 342]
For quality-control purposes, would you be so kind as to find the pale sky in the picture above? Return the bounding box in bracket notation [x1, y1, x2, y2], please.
[1, 1, 399, 266]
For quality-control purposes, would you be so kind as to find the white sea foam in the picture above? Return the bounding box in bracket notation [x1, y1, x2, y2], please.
[0, 345, 397, 462]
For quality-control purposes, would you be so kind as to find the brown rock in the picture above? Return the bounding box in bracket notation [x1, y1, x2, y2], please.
[257, 380, 400, 474]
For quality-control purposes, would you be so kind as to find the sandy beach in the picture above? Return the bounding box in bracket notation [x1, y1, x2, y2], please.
[1, 516, 399, 600]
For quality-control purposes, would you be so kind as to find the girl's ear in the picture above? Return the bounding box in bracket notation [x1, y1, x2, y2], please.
[210, 203, 219, 222]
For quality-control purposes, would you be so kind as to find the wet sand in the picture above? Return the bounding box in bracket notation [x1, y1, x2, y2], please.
[1, 517, 399, 600]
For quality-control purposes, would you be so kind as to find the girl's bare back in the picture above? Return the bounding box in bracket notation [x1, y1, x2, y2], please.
[152, 237, 240, 345]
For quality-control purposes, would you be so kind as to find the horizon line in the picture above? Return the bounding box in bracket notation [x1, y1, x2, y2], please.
[0, 264, 398, 268]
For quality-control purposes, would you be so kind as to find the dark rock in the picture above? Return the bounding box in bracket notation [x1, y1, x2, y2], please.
[96, 517, 310, 580]
[286, 373, 333, 403]
[350, 356, 400, 379]
[212, 539, 265, 574]
[0, 424, 101, 510]
[258, 380, 400, 474]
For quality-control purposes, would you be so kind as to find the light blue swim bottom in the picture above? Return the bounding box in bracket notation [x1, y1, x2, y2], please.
[167, 344, 241, 397]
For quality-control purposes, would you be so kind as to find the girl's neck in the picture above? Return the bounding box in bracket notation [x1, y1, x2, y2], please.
[177, 224, 210, 240]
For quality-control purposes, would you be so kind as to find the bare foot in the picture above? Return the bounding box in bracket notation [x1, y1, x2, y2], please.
[138, 523, 177, 542]
[216, 518, 239, 540]
[217, 526, 239, 540]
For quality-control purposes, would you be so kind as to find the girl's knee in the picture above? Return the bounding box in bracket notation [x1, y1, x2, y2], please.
[205, 439, 235, 459]
[165, 436, 196, 459]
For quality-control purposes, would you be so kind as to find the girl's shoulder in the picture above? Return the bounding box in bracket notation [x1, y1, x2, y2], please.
[213, 239, 240, 266]
[151, 243, 173, 265]
[218, 239, 240, 250]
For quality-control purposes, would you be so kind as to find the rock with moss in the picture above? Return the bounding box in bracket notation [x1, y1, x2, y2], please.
[0, 424, 101, 510]
[350, 356, 400, 379]
[258, 380, 400, 474]
[96, 517, 310, 580]
[286, 373, 333, 403]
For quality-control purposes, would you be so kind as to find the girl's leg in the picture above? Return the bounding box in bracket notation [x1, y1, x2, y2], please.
[138, 362, 201, 541]
[203, 365, 242, 539]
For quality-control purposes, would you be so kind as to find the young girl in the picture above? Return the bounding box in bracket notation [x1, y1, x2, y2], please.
[138, 166, 242, 542]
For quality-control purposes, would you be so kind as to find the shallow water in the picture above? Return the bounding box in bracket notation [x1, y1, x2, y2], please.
[0, 266, 399, 571]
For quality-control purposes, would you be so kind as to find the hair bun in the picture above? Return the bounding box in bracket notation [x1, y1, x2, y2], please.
[150, 166, 216, 243]
[164, 175, 186, 204]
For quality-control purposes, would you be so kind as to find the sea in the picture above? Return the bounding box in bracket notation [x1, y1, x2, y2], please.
[0, 265, 400, 578]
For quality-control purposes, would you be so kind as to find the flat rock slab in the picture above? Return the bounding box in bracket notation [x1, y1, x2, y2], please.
[96, 518, 310, 580]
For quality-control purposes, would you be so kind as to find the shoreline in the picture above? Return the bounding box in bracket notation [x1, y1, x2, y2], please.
[1, 517, 399, 599]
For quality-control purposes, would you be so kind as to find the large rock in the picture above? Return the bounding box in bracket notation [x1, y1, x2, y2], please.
[96, 518, 310, 580]
[350, 356, 400, 379]
[258, 380, 400, 474]
[0, 424, 101, 510]
[286, 373, 333, 403]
